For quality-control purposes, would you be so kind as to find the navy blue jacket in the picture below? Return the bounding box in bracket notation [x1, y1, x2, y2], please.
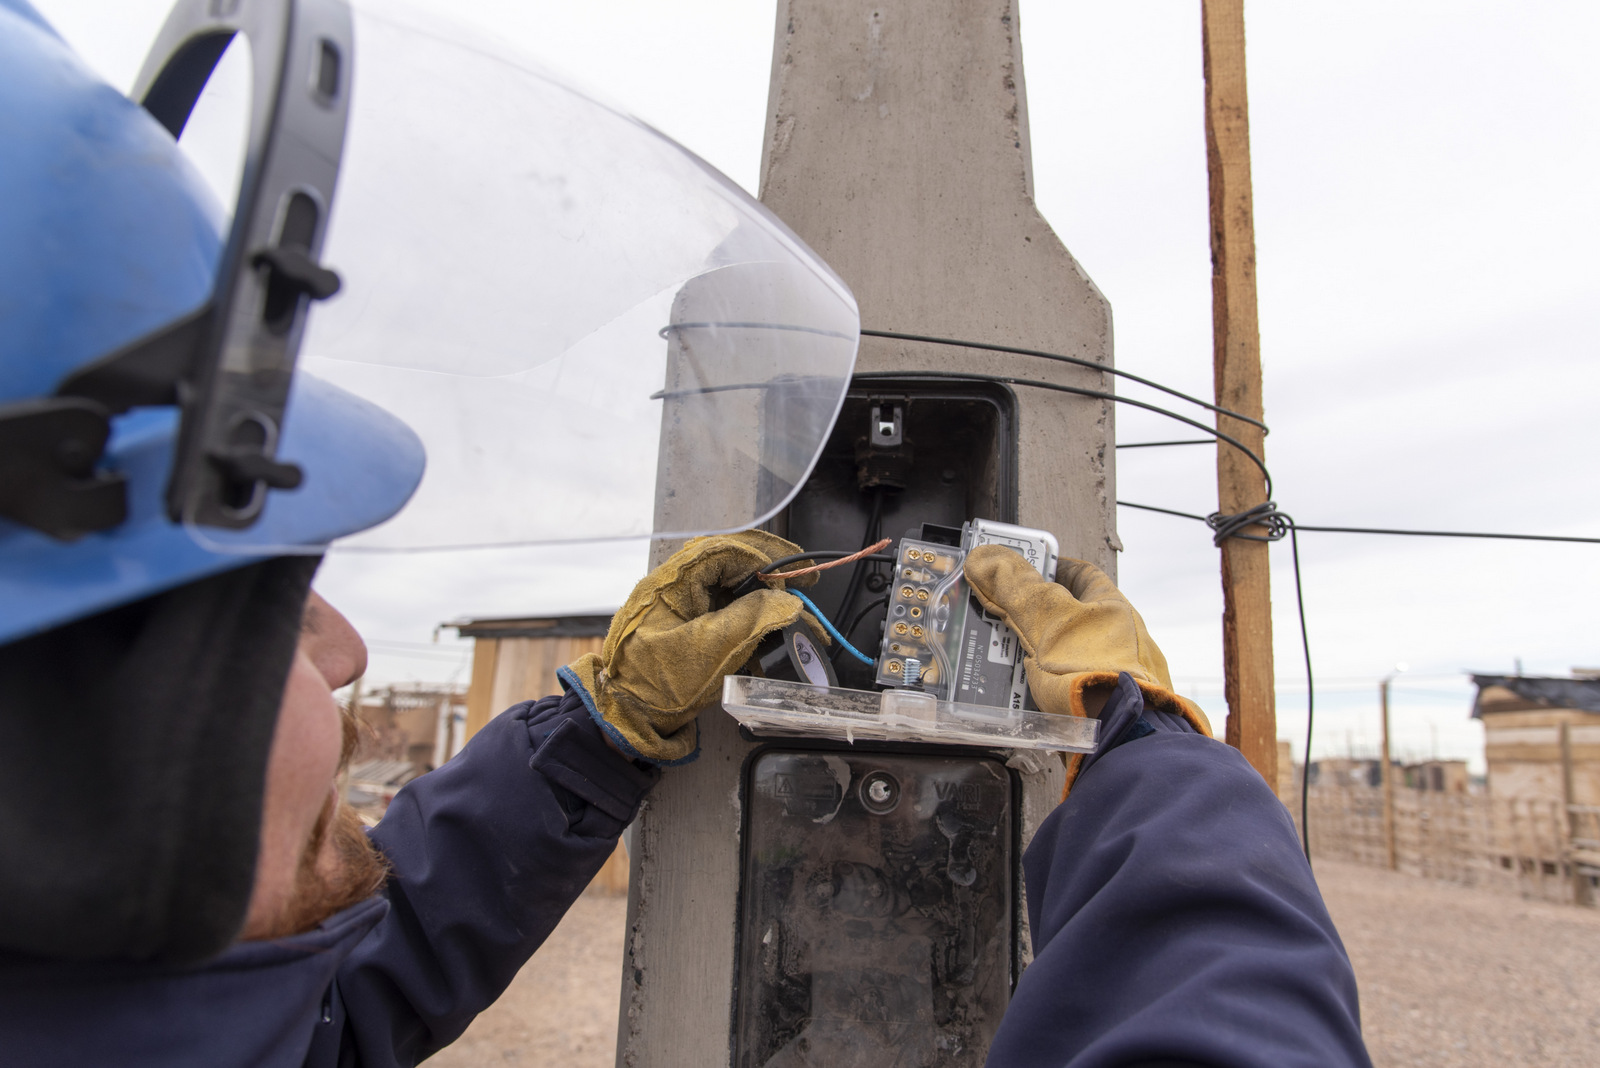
[0, 679, 1367, 1066]
[988, 674, 1370, 1066]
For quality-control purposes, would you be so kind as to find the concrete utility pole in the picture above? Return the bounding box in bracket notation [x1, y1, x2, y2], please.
[619, 2, 1117, 1063]
[1202, 0, 1276, 786]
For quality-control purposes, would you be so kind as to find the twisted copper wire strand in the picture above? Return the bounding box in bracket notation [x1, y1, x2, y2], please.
[756, 538, 893, 582]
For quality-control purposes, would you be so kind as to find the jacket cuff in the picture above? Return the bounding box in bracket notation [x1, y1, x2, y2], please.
[521, 693, 660, 834]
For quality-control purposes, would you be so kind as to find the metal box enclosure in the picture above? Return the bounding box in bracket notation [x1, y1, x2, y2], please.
[734, 748, 1016, 1067]
[775, 379, 1018, 692]
[873, 519, 1060, 709]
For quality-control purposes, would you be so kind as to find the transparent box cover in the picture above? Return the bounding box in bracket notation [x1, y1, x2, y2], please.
[722, 676, 1098, 753]
[735, 749, 1014, 1067]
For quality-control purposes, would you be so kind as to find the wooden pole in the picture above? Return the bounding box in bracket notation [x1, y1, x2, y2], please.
[339, 675, 364, 805]
[1560, 722, 1591, 905]
[1202, 0, 1276, 786]
[1381, 678, 1397, 870]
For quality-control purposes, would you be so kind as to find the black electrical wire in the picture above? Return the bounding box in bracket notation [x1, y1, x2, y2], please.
[1110, 496, 1315, 860]
[758, 549, 897, 574]
[1116, 439, 1216, 449]
[860, 328, 1269, 433]
[833, 486, 887, 666]
[845, 596, 891, 644]
[850, 370, 1275, 496]
[1290, 523, 1600, 545]
[1116, 500, 1600, 547]
[1288, 524, 1314, 859]
[1121, 493, 1600, 862]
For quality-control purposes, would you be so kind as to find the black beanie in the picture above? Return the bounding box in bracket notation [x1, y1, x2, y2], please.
[0, 555, 320, 964]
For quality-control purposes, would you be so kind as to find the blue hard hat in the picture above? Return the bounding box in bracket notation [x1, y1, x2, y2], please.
[0, 0, 424, 645]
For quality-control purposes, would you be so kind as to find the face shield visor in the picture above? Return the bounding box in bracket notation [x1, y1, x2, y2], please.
[133, 0, 859, 555]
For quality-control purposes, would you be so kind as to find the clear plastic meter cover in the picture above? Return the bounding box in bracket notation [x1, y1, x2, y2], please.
[188, 1, 858, 552]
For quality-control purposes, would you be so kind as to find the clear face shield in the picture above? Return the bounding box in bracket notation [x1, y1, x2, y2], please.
[140, 0, 858, 556]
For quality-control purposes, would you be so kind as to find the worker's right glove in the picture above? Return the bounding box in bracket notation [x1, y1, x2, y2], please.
[963, 546, 1211, 793]
[559, 530, 824, 766]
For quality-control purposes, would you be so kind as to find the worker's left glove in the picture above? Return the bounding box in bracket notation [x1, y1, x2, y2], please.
[559, 531, 823, 765]
[964, 545, 1211, 794]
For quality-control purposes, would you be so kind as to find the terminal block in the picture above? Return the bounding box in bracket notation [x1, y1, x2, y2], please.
[874, 519, 1058, 711]
[875, 537, 960, 690]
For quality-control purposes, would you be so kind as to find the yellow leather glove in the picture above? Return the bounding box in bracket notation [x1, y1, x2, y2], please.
[559, 531, 822, 765]
[963, 545, 1211, 793]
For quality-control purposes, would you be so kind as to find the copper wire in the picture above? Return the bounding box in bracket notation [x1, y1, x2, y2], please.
[757, 538, 893, 582]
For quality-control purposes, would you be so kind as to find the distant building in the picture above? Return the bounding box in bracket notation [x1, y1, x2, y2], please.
[1471, 673, 1600, 804]
[1401, 759, 1469, 794]
[1302, 756, 1468, 795]
[1310, 757, 1384, 789]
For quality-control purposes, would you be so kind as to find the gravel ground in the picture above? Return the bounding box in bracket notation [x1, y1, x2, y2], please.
[431, 862, 1600, 1066]
[1316, 858, 1600, 1067]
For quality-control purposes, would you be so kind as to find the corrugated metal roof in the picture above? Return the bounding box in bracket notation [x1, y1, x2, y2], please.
[1470, 674, 1600, 717]
[446, 612, 615, 639]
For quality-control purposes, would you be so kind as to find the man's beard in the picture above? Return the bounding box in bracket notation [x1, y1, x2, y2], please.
[254, 798, 390, 940]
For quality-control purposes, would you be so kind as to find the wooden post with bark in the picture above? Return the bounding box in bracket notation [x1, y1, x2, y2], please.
[1561, 723, 1593, 905]
[1202, 0, 1276, 785]
[1381, 678, 1398, 870]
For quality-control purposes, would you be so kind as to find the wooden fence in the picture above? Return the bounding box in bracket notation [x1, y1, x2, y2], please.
[1298, 785, 1600, 906]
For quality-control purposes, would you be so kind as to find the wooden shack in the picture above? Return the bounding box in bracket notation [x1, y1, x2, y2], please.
[449, 611, 629, 894]
[1471, 673, 1600, 804]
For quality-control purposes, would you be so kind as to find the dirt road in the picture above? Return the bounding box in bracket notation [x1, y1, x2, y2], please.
[1316, 858, 1600, 1066]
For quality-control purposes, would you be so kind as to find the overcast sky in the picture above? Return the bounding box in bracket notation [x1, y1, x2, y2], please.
[36, 0, 1600, 772]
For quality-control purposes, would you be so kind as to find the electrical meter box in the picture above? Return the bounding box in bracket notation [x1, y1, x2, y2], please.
[735, 748, 1015, 1068]
[724, 516, 1091, 753]
[875, 518, 1059, 709]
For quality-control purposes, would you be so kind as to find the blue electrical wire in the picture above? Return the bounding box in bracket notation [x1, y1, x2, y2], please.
[786, 589, 877, 666]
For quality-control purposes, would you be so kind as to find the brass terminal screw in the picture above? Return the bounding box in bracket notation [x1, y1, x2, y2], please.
[900, 585, 915, 599]
[915, 588, 930, 601]
[893, 622, 910, 635]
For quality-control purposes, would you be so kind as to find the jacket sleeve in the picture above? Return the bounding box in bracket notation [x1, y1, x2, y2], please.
[326, 691, 659, 1068]
[987, 675, 1371, 1068]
